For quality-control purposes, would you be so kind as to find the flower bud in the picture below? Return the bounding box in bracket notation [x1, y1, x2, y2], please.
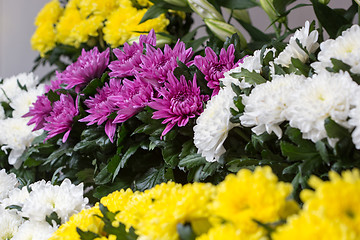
[187, 0, 224, 21]
[259, 0, 278, 21]
[355, 0, 360, 5]
[204, 18, 247, 48]
[164, 0, 188, 7]
[318, 0, 330, 4]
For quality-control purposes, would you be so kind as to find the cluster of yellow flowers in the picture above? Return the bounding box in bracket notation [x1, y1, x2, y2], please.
[49, 167, 360, 240]
[49, 166, 298, 240]
[31, 0, 170, 56]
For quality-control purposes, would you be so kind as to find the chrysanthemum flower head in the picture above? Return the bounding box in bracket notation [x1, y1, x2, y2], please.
[23, 94, 52, 131]
[103, 3, 169, 48]
[285, 71, 358, 144]
[43, 94, 79, 143]
[193, 86, 237, 162]
[12, 221, 57, 240]
[148, 73, 208, 137]
[0, 169, 19, 200]
[21, 179, 88, 224]
[49, 205, 103, 240]
[109, 77, 154, 124]
[11, 84, 45, 118]
[212, 166, 297, 234]
[348, 94, 360, 149]
[34, 0, 63, 26]
[194, 44, 242, 96]
[0, 206, 24, 240]
[240, 73, 306, 139]
[79, 78, 122, 142]
[275, 21, 319, 67]
[57, 47, 109, 91]
[312, 24, 360, 74]
[31, 22, 57, 57]
[109, 29, 156, 78]
[138, 40, 193, 87]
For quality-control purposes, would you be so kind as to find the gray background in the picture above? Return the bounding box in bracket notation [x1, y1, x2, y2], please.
[0, 0, 352, 79]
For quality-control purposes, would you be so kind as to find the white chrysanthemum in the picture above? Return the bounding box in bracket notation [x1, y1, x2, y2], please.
[194, 86, 238, 162]
[0, 206, 24, 240]
[348, 94, 360, 149]
[0, 106, 4, 119]
[312, 24, 360, 74]
[0, 169, 19, 200]
[275, 21, 319, 67]
[0, 72, 39, 103]
[0, 117, 41, 168]
[221, 48, 276, 89]
[21, 179, 88, 223]
[240, 74, 306, 138]
[285, 71, 358, 144]
[1, 186, 30, 211]
[10, 84, 45, 118]
[12, 221, 57, 240]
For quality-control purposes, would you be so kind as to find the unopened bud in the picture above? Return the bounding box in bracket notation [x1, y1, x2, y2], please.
[226, 8, 251, 24]
[259, 0, 278, 21]
[204, 18, 247, 48]
[127, 34, 172, 47]
[164, 0, 188, 7]
[318, 0, 330, 4]
[187, 0, 224, 21]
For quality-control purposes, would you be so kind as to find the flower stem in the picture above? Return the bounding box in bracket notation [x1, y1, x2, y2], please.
[233, 128, 250, 142]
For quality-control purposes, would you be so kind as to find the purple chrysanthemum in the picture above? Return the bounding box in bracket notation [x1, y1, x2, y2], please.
[194, 44, 241, 96]
[108, 77, 154, 124]
[79, 78, 123, 142]
[109, 29, 156, 79]
[45, 78, 65, 92]
[23, 94, 52, 131]
[43, 94, 79, 143]
[148, 72, 209, 137]
[138, 40, 193, 87]
[57, 47, 110, 91]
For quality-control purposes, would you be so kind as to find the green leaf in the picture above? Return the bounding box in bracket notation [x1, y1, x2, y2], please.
[273, 0, 295, 14]
[315, 141, 329, 164]
[93, 179, 131, 199]
[324, 117, 350, 139]
[178, 154, 207, 169]
[177, 223, 196, 240]
[311, 0, 350, 38]
[219, 0, 258, 9]
[76, 228, 100, 240]
[94, 166, 112, 185]
[46, 212, 62, 226]
[280, 141, 318, 162]
[226, 158, 260, 172]
[291, 57, 311, 77]
[230, 69, 267, 85]
[5, 205, 22, 211]
[135, 167, 166, 191]
[139, 4, 167, 24]
[179, 140, 197, 159]
[326, 58, 351, 73]
[81, 78, 103, 96]
[47, 90, 60, 103]
[162, 145, 180, 167]
[236, 19, 271, 42]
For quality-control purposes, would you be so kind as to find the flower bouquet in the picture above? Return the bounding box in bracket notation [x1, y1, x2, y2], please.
[1, 0, 360, 239]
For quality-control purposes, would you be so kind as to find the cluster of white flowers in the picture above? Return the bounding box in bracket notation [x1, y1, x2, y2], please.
[0, 73, 45, 168]
[195, 22, 360, 161]
[0, 169, 88, 240]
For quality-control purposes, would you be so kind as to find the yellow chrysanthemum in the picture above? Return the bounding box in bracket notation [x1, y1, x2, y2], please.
[31, 22, 57, 57]
[196, 223, 266, 240]
[49, 205, 105, 240]
[300, 169, 360, 235]
[212, 166, 298, 234]
[78, 0, 118, 18]
[55, 6, 83, 46]
[132, 182, 215, 240]
[100, 188, 134, 213]
[103, 4, 169, 48]
[272, 212, 358, 240]
[69, 15, 104, 47]
[34, 0, 63, 26]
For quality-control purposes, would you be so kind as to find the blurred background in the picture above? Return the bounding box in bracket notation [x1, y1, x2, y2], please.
[0, 0, 352, 79]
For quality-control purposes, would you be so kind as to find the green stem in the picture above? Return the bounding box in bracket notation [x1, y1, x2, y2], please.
[233, 128, 251, 142]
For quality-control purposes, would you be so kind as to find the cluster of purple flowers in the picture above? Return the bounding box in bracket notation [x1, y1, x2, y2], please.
[25, 30, 240, 143]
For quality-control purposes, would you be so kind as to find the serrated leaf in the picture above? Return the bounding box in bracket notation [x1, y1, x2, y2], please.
[179, 140, 197, 159]
[46, 212, 62, 226]
[226, 158, 260, 172]
[47, 90, 60, 103]
[178, 154, 207, 169]
[280, 141, 318, 162]
[315, 141, 329, 164]
[135, 167, 166, 191]
[76, 228, 100, 240]
[291, 57, 311, 77]
[162, 146, 180, 167]
[139, 4, 167, 24]
[230, 69, 267, 85]
[94, 166, 112, 185]
[327, 58, 351, 73]
[81, 78, 103, 95]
